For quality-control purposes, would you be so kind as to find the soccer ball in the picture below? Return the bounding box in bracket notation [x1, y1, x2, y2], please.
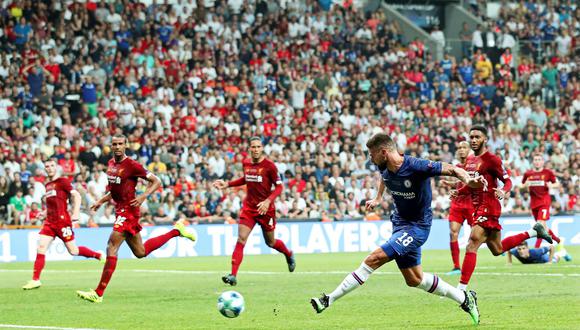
[217, 291, 245, 318]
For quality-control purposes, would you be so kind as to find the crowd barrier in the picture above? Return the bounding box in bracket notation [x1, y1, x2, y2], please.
[0, 215, 578, 262]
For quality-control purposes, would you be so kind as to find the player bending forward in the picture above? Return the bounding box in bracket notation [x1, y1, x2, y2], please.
[522, 153, 561, 248]
[76, 135, 196, 303]
[214, 137, 295, 286]
[23, 159, 103, 290]
[440, 141, 474, 275]
[457, 126, 553, 290]
[311, 133, 484, 325]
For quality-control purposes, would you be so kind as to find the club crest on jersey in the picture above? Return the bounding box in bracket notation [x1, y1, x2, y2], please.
[404, 180, 412, 188]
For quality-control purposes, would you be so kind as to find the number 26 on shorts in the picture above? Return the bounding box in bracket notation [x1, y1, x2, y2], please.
[397, 232, 414, 247]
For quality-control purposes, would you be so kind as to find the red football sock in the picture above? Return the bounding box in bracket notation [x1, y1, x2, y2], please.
[549, 229, 561, 243]
[231, 242, 245, 277]
[501, 232, 530, 252]
[32, 253, 45, 281]
[450, 241, 460, 269]
[95, 256, 118, 297]
[460, 251, 477, 285]
[78, 246, 101, 259]
[534, 238, 543, 248]
[271, 239, 292, 258]
[144, 229, 179, 256]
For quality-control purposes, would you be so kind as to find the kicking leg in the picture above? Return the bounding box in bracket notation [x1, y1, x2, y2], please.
[77, 231, 125, 302]
[223, 223, 253, 286]
[499, 222, 552, 252]
[65, 240, 102, 260]
[458, 225, 487, 290]
[263, 227, 295, 272]
[23, 235, 54, 289]
[402, 264, 479, 324]
[311, 247, 388, 313]
[448, 221, 462, 272]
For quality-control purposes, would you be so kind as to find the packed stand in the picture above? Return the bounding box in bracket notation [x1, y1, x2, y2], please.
[0, 0, 578, 228]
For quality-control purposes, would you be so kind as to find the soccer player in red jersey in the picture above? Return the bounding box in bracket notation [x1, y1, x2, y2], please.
[440, 141, 473, 275]
[213, 137, 295, 286]
[457, 126, 553, 290]
[22, 159, 103, 290]
[76, 135, 196, 303]
[522, 153, 561, 248]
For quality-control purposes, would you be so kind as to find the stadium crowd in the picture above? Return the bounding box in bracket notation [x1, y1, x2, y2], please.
[0, 0, 578, 227]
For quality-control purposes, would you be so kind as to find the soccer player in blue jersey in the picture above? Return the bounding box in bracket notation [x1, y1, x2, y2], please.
[311, 133, 484, 325]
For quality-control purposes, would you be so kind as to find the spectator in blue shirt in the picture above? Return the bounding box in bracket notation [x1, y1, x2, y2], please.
[385, 78, 400, 100]
[13, 17, 32, 47]
[81, 76, 98, 104]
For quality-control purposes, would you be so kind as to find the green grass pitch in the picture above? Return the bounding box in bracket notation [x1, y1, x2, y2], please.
[1, 247, 579, 329]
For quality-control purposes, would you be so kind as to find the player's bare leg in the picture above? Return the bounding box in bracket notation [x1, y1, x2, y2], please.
[447, 221, 463, 275]
[77, 231, 125, 303]
[128, 220, 196, 258]
[23, 235, 54, 290]
[223, 224, 253, 286]
[458, 225, 488, 290]
[263, 229, 295, 272]
[64, 240, 103, 262]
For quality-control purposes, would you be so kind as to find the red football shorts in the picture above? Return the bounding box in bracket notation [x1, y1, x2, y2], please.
[39, 222, 75, 242]
[532, 207, 550, 221]
[472, 207, 502, 230]
[113, 208, 142, 236]
[239, 209, 276, 232]
[449, 207, 474, 226]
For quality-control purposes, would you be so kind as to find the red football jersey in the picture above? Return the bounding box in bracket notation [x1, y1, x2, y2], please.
[44, 177, 72, 225]
[241, 158, 282, 212]
[106, 157, 149, 212]
[464, 152, 509, 217]
[522, 169, 555, 209]
[451, 163, 472, 210]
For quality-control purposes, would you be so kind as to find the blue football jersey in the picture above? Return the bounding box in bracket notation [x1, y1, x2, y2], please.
[510, 247, 550, 264]
[380, 156, 442, 226]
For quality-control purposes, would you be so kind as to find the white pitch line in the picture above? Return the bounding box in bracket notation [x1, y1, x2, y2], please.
[1, 269, 578, 277]
[0, 324, 104, 330]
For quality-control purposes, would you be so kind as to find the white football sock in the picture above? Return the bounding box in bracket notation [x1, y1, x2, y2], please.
[328, 262, 374, 305]
[527, 229, 537, 237]
[457, 283, 468, 291]
[416, 273, 465, 304]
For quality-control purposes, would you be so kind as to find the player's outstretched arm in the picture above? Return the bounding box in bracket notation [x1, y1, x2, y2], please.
[366, 179, 385, 211]
[507, 251, 512, 265]
[549, 245, 555, 264]
[130, 173, 161, 207]
[70, 190, 82, 221]
[90, 192, 112, 212]
[440, 163, 487, 189]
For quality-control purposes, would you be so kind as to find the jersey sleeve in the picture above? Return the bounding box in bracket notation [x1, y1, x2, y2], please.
[522, 171, 529, 183]
[62, 179, 73, 194]
[269, 164, 282, 186]
[132, 160, 150, 179]
[410, 157, 442, 177]
[489, 156, 509, 181]
[548, 170, 556, 183]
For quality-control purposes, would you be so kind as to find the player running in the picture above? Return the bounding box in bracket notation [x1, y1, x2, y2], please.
[23, 159, 103, 290]
[522, 154, 561, 248]
[213, 137, 295, 286]
[457, 126, 553, 290]
[440, 141, 473, 275]
[76, 135, 196, 303]
[311, 133, 484, 325]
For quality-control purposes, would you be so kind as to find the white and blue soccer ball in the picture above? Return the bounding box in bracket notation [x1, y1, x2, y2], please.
[217, 291, 245, 318]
